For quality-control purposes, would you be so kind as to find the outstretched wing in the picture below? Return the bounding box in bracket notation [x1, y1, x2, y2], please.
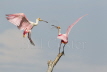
[6, 13, 31, 30]
[28, 32, 35, 46]
[66, 14, 88, 36]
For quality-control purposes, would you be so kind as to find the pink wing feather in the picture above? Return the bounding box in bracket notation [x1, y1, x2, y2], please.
[57, 14, 88, 42]
[6, 13, 33, 30]
[66, 14, 88, 36]
[57, 34, 68, 42]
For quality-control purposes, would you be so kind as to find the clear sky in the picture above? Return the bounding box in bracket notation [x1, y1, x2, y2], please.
[0, 0, 107, 72]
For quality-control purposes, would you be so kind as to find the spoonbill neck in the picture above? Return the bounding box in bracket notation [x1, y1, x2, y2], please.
[35, 19, 39, 25]
[58, 29, 61, 35]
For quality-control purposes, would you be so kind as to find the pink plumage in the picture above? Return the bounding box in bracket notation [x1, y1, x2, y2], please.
[57, 14, 88, 43]
[57, 34, 68, 42]
[6, 13, 48, 46]
[66, 14, 88, 36]
[6, 13, 33, 30]
[6, 13, 35, 46]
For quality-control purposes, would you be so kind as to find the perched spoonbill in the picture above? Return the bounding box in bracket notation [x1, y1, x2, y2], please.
[52, 14, 88, 54]
[6, 13, 48, 46]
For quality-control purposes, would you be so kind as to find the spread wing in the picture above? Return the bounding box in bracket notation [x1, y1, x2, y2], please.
[6, 13, 32, 30]
[66, 14, 88, 36]
[28, 32, 35, 46]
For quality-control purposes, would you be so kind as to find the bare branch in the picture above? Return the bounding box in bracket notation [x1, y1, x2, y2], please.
[47, 52, 64, 72]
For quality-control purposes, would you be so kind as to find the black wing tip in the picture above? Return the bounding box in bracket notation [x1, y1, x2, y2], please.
[5, 14, 9, 16]
[6, 17, 9, 20]
[5, 14, 11, 16]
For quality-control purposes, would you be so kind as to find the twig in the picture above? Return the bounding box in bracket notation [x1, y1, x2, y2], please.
[47, 52, 64, 72]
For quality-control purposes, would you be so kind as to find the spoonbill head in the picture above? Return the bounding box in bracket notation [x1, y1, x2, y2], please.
[37, 18, 48, 23]
[51, 25, 61, 29]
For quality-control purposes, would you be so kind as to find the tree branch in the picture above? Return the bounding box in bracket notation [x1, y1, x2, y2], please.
[47, 52, 64, 72]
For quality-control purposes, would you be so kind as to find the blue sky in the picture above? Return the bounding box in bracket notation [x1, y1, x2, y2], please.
[0, 0, 107, 72]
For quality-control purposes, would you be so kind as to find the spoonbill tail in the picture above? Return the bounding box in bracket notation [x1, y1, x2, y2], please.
[6, 13, 48, 46]
[52, 14, 88, 54]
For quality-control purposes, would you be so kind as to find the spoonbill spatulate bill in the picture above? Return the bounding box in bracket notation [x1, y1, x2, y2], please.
[6, 13, 48, 46]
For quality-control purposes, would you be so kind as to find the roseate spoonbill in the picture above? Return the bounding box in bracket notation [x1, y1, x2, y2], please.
[52, 14, 88, 54]
[6, 13, 48, 46]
